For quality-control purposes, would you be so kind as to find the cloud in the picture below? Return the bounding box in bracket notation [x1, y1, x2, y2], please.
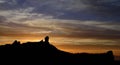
[0, 0, 120, 44]
[49, 21, 120, 40]
[0, 0, 120, 21]
[0, 16, 7, 23]
[80, 0, 120, 21]
[0, 16, 120, 40]
[0, 0, 6, 3]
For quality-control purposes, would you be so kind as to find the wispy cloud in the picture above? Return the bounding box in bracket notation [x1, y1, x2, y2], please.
[0, 0, 120, 45]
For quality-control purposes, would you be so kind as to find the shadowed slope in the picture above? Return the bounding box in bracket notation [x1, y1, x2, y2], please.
[0, 36, 116, 65]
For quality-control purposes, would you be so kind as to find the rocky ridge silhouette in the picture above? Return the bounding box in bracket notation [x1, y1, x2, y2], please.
[0, 36, 118, 65]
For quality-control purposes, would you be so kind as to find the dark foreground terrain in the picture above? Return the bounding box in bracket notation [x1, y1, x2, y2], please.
[0, 36, 119, 65]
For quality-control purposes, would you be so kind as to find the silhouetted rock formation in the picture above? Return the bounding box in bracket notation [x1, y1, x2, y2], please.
[12, 40, 20, 46]
[45, 36, 49, 43]
[0, 36, 116, 65]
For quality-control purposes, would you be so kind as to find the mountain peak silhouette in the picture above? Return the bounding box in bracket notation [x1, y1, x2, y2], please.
[45, 36, 49, 42]
[0, 36, 118, 65]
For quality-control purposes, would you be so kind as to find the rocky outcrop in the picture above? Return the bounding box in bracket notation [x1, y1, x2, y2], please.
[0, 36, 115, 65]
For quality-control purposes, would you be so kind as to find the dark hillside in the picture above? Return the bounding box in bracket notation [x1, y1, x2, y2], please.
[0, 36, 116, 65]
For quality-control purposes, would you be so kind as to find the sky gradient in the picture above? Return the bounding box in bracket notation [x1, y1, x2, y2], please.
[0, 0, 120, 45]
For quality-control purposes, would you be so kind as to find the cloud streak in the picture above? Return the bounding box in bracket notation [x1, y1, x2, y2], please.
[0, 0, 120, 45]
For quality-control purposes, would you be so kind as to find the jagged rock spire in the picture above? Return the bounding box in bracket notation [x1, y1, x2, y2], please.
[12, 40, 20, 45]
[45, 36, 49, 43]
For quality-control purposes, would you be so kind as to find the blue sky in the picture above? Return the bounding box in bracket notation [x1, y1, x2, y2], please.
[0, 0, 120, 45]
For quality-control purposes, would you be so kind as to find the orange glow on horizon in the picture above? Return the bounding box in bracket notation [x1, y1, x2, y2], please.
[55, 45, 120, 60]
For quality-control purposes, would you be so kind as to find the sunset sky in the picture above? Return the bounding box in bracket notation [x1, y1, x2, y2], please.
[0, 0, 120, 44]
[0, 0, 120, 58]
